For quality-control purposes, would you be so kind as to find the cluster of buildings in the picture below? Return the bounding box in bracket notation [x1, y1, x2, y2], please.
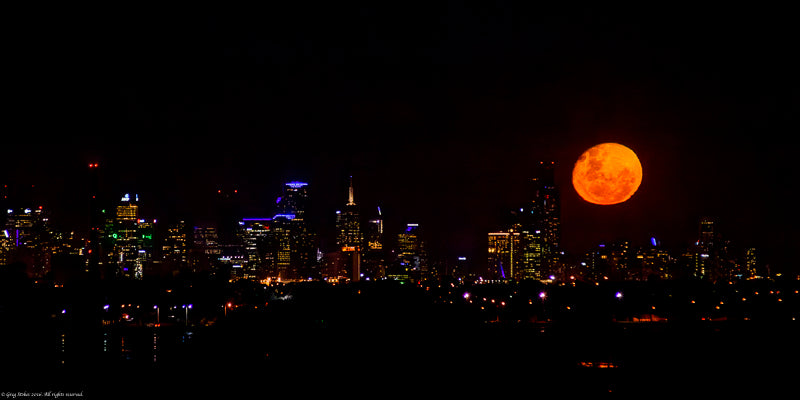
[0, 162, 771, 286]
[0, 165, 433, 285]
[485, 163, 768, 283]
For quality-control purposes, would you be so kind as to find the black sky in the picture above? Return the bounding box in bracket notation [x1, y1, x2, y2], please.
[5, 4, 798, 272]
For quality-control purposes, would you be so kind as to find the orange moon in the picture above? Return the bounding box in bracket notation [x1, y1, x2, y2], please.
[572, 142, 642, 205]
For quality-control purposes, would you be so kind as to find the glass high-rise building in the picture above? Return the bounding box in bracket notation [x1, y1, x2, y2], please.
[271, 181, 316, 280]
[515, 162, 561, 279]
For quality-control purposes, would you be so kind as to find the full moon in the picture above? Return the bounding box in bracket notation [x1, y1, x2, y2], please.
[572, 142, 642, 205]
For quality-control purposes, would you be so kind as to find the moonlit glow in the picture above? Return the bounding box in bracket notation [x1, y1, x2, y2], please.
[572, 143, 642, 205]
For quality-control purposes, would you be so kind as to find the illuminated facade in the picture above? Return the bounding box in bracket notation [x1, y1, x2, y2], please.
[487, 230, 521, 280]
[500, 162, 562, 281]
[745, 247, 760, 278]
[361, 207, 385, 279]
[190, 226, 220, 277]
[162, 221, 189, 268]
[270, 181, 317, 280]
[487, 163, 561, 281]
[335, 177, 362, 250]
[238, 218, 272, 279]
[335, 177, 362, 281]
[519, 227, 544, 280]
[1, 207, 53, 278]
[389, 223, 427, 281]
[106, 194, 154, 279]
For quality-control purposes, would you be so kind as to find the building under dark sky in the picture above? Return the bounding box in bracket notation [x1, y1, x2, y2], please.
[4, 4, 797, 272]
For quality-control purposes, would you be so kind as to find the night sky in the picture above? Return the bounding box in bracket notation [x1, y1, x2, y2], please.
[6, 4, 797, 272]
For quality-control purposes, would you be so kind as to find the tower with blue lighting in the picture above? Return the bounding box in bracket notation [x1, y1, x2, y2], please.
[389, 223, 427, 282]
[271, 181, 316, 280]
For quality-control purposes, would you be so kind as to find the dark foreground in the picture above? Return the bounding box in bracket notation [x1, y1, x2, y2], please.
[2, 279, 799, 397]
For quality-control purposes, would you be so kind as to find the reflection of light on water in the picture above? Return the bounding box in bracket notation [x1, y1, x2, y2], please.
[103, 331, 110, 353]
[59, 333, 66, 365]
[152, 331, 159, 364]
[120, 336, 131, 361]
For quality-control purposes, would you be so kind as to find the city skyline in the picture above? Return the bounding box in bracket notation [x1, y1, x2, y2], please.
[6, 4, 796, 276]
[0, 165, 784, 282]
[2, 4, 798, 395]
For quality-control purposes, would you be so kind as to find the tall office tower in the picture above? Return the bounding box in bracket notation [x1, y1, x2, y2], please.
[273, 181, 316, 280]
[2, 206, 52, 279]
[239, 218, 273, 280]
[105, 194, 155, 279]
[693, 217, 723, 281]
[86, 162, 103, 277]
[389, 223, 427, 281]
[268, 217, 293, 279]
[190, 226, 221, 277]
[278, 181, 310, 219]
[698, 217, 716, 251]
[335, 177, 362, 281]
[162, 220, 189, 269]
[518, 226, 544, 280]
[361, 207, 385, 279]
[111, 193, 139, 279]
[335, 177, 362, 250]
[744, 247, 760, 278]
[487, 229, 522, 280]
[519, 162, 561, 274]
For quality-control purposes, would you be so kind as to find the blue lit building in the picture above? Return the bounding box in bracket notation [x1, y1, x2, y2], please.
[270, 181, 316, 280]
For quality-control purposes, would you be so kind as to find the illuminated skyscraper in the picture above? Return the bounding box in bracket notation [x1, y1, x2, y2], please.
[698, 217, 716, 251]
[389, 223, 427, 281]
[693, 217, 726, 281]
[487, 230, 521, 280]
[272, 181, 316, 280]
[335, 177, 362, 281]
[106, 193, 155, 279]
[191, 226, 220, 277]
[336, 177, 362, 250]
[86, 162, 103, 277]
[519, 227, 544, 280]
[361, 207, 385, 279]
[365, 208, 383, 252]
[162, 220, 189, 268]
[278, 181, 309, 219]
[238, 218, 272, 279]
[1, 206, 52, 279]
[504, 162, 561, 280]
[745, 247, 760, 278]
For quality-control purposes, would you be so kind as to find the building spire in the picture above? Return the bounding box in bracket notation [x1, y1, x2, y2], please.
[347, 176, 356, 206]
